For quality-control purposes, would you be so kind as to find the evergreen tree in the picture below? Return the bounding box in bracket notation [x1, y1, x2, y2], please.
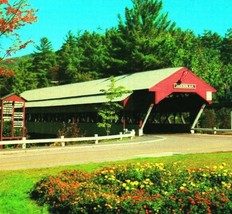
[220, 29, 232, 101]
[220, 29, 232, 65]
[57, 31, 83, 83]
[12, 58, 37, 94]
[106, 0, 175, 75]
[200, 30, 222, 51]
[78, 31, 108, 79]
[104, 28, 128, 76]
[31, 37, 57, 88]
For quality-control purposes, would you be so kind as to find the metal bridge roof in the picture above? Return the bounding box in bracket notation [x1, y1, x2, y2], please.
[20, 67, 216, 108]
[21, 67, 182, 107]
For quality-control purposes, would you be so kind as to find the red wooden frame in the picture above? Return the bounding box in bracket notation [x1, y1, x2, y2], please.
[0, 94, 26, 142]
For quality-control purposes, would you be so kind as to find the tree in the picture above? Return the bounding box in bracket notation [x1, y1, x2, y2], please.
[57, 31, 107, 83]
[31, 37, 57, 88]
[220, 29, 232, 65]
[220, 29, 232, 101]
[0, 0, 37, 96]
[200, 30, 222, 51]
[97, 76, 131, 135]
[57, 31, 82, 83]
[12, 57, 37, 94]
[190, 32, 225, 101]
[78, 31, 108, 79]
[105, 0, 175, 75]
[0, 0, 37, 59]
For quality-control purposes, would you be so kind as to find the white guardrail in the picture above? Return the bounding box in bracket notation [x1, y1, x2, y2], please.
[191, 127, 232, 134]
[0, 130, 136, 149]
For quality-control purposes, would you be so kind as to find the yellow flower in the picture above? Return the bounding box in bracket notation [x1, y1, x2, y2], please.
[219, 165, 224, 170]
[180, 186, 185, 190]
[132, 181, 139, 186]
[190, 182, 196, 187]
[105, 203, 113, 209]
[222, 181, 226, 186]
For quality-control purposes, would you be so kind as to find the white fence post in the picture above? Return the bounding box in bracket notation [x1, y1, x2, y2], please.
[131, 129, 135, 139]
[22, 137, 26, 149]
[138, 128, 143, 136]
[61, 136, 65, 147]
[95, 134, 98, 144]
[120, 132, 123, 140]
[213, 127, 217, 135]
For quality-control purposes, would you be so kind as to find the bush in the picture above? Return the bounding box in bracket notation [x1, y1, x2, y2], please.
[201, 107, 232, 129]
[201, 109, 217, 128]
[31, 162, 232, 213]
[58, 121, 81, 138]
[216, 107, 232, 129]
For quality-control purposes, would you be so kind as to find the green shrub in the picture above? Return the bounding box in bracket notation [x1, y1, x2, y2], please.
[201, 109, 217, 128]
[201, 107, 232, 129]
[31, 162, 232, 213]
[216, 107, 232, 129]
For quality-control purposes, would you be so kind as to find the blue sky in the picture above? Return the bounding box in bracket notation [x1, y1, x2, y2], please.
[11, 0, 232, 57]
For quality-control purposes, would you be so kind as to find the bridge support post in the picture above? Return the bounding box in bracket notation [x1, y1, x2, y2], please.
[191, 104, 206, 134]
[138, 104, 154, 136]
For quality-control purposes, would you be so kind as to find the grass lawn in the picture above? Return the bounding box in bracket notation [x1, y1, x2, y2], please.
[0, 152, 232, 213]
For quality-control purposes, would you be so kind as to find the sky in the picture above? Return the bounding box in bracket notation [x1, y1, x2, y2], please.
[7, 0, 232, 57]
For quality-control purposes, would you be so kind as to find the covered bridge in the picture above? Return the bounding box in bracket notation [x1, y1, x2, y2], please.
[21, 67, 216, 137]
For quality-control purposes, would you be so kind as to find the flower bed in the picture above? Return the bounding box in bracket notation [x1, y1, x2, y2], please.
[31, 162, 232, 213]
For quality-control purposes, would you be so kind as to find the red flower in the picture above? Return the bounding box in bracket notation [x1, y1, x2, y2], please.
[0, 0, 8, 4]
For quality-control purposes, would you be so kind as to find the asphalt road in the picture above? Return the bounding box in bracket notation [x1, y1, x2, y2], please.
[0, 134, 231, 170]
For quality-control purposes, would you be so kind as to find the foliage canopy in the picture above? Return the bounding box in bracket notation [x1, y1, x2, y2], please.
[1, 0, 232, 103]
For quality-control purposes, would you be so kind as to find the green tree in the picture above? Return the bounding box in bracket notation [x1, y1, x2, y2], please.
[200, 30, 222, 51]
[12, 58, 37, 94]
[220, 29, 232, 101]
[191, 32, 224, 100]
[165, 29, 225, 101]
[153, 29, 197, 68]
[78, 31, 108, 79]
[31, 37, 57, 88]
[97, 76, 131, 135]
[105, 0, 175, 75]
[0, 68, 14, 96]
[57, 31, 82, 83]
[221, 29, 232, 65]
